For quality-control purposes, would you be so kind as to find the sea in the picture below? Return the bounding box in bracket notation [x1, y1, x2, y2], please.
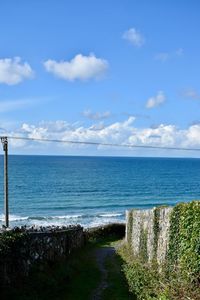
[0, 155, 200, 228]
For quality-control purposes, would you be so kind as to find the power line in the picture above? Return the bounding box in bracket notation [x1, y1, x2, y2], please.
[0, 135, 200, 152]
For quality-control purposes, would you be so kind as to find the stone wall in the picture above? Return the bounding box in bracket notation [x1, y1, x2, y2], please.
[0, 225, 84, 285]
[126, 201, 200, 283]
[126, 206, 173, 264]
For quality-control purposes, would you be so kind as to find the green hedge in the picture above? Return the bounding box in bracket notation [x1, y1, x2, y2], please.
[123, 201, 200, 299]
[0, 231, 27, 258]
[153, 207, 160, 261]
[167, 201, 200, 283]
[85, 223, 125, 242]
[139, 227, 148, 263]
[126, 210, 133, 245]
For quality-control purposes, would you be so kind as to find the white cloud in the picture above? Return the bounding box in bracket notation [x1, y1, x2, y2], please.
[122, 28, 145, 47]
[82, 110, 111, 120]
[146, 91, 166, 109]
[182, 88, 200, 100]
[185, 124, 200, 146]
[0, 57, 34, 85]
[89, 122, 105, 131]
[155, 48, 184, 62]
[44, 54, 108, 81]
[5, 117, 200, 156]
[128, 124, 180, 147]
[17, 117, 136, 147]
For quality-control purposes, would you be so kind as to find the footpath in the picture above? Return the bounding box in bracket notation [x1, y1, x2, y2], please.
[90, 240, 132, 300]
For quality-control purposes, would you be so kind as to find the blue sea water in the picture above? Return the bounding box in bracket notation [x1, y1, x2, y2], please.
[0, 155, 200, 228]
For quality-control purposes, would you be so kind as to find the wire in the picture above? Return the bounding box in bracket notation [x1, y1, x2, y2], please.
[0, 135, 200, 152]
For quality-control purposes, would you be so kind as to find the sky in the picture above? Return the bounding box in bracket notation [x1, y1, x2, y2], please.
[0, 0, 200, 157]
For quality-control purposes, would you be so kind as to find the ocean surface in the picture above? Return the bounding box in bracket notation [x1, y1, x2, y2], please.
[0, 155, 200, 228]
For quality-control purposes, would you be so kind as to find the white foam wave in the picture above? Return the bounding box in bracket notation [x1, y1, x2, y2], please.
[0, 214, 28, 222]
[0, 212, 125, 228]
[54, 215, 82, 219]
[98, 213, 123, 217]
[88, 218, 123, 228]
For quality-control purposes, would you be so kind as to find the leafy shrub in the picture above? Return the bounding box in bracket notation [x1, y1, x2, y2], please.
[117, 244, 171, 300]
[0, 230, 27, 257]
[84, 223, 125, 242]
[119, 242, 200, 299]
[167, 201, 200, 284]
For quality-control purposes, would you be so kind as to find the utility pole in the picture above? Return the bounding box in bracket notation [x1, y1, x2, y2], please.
[1, 137, 9, 227]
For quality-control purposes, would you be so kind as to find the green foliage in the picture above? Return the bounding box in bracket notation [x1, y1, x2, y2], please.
[127, 210, 133, 245]
[117, 242, 200, 300]
[139, 227, 148, 263]
[0, 231, 27, 257]
[102, 249, 132, 299]
[117, 244, 170, 300]
[167, 201, 200, 283]
[85, 223, 125, 243]
[179, 201, 200, 282]
[153, 207, 160, 261]
[167, 204, 182, 267]
[123, 260, 158, 299]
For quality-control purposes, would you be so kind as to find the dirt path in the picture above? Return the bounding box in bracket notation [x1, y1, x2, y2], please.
[91, 246, 115, 300]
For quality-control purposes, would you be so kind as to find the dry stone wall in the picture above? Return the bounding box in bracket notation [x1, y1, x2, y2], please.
[126, 206, 173, 264]
[156, 207, 172, 265]
[0, 225, 84, 286]
[126, 201, 200, 283]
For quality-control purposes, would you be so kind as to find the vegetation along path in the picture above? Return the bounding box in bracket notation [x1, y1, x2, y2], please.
[91, 240, 132, 300]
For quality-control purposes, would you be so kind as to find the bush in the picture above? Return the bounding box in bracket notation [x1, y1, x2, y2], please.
[118, 244, 169, 300]
[167, 201, 200, 284]
[0, 230, 27, 257]
[84, 223, 125, 242]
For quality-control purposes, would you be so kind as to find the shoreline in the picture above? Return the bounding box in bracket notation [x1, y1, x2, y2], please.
[0, 220, 126, 232]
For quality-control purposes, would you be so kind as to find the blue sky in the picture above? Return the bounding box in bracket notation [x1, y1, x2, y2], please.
[0, 0, 200, 156]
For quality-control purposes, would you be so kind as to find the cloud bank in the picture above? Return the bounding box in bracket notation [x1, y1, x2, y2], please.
[44, 54, 108, 81]
[4, 117, 200, 157]
[0, 57, 34, 85]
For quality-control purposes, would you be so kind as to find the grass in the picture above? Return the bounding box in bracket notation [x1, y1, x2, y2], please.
[95, 239, 133, 299]
[61, 243, 101, 300]
[102, 250, 133, 299]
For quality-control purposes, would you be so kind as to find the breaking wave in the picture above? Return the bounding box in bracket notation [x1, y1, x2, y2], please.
[0, 212, 125, 228]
